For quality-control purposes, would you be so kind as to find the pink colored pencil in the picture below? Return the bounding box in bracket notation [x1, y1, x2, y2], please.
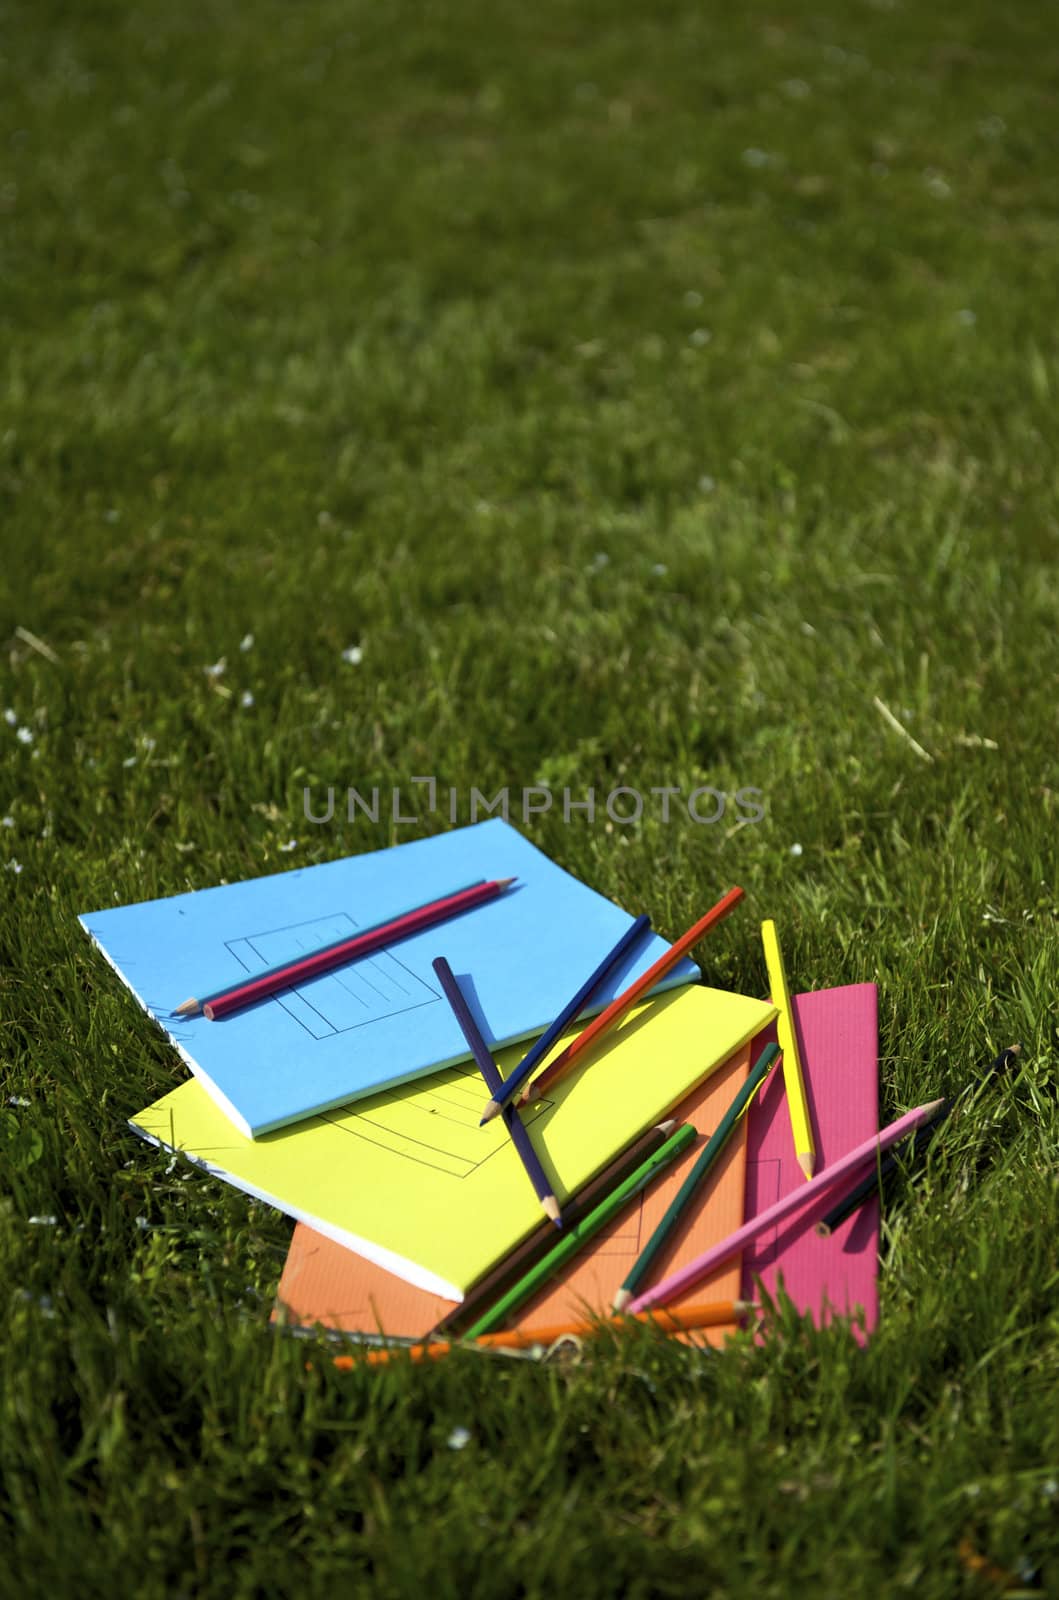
[627, 1097, 944, 1313]
[172, 877, 516, 1020]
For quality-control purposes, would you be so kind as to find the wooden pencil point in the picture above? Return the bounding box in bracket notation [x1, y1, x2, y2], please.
[479, 1100, 501, 1126]
[496, 876, 517, 889]
[170, 997, 200, 1018]
[612, 1288, 632, 1314]
[797, 1151, 815, 1180]
[543, 1195, 562, 1227]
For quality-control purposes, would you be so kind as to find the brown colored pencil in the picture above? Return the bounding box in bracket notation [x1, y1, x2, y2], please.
[518, 887, 745, 1105]
[431, 1118, 679, 1337]
[332, 1298, 753, 1368]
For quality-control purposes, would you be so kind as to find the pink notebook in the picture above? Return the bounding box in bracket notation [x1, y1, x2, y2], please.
[741, 983, 879, 1335]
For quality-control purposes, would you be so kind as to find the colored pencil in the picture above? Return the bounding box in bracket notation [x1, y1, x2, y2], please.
[816, 1044, 1022, 1237]
[612, 1042, 780, 1313]
[463, 1122, 698, 1338]
[518, 887, 745, 1106]
[432, 956, 561, 1228]
[333, 1299, 753, 1367]
[627, 1097, 945, 1313]
[480, 914, 652, 1123]
[172, 877, 510, 1019]
[761, 919, 815, 1179]
[431, 1118, 679, 1338]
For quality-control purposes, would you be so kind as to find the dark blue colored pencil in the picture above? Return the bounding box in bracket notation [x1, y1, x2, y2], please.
[432, 957, 563, 1228]
[479, 913, 653, 1124]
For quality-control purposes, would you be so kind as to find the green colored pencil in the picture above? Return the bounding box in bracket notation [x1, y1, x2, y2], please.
[462, 1122, 698, 1339]
[612, 1042, 780, 1313]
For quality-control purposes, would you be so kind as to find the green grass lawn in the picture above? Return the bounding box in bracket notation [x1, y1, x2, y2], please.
[2, 0, 1058, 1592]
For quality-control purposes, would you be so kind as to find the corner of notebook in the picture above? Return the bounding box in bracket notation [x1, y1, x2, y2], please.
[306, 1219, 465, 1303]
[187, 1064, 256, 1141]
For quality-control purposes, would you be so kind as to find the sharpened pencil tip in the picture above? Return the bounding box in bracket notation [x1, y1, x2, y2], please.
[612, 1289, 632, 1315]
[171, 998, 200, 1018]
[797, 1152, 815, 1180]
[543, 1196, 562, 1226]
[479, 1101, 501, 1126]
[496, 876, 517, 889]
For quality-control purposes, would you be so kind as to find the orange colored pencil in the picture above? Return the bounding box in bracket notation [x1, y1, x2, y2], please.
[330, 1298, 752, 1368]
[517, 886, 745, 1106]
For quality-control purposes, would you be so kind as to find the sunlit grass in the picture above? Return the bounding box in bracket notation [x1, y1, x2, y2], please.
[1, 0, 1058, 1593]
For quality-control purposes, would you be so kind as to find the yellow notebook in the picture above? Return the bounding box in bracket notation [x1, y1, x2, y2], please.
[131, 984, 776, 1300]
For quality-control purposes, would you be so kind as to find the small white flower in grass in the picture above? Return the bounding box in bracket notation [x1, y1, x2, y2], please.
[447, 1426, 471, 1451]
[782, 78, 811, 99]
[135, 1216, 150, 1231]
[742, 148, 771, 169]
[689, 328, 712, 347]
[104, 508, 120, 524]
[1042, 1478, 1058, 1500]
[141, 736, 156, 753]
[651, 563, 668, 576]
[2, 815, 13, 828]
[790, 843, 803, 857]
[8, 1096, 31, 1107]
[122, 756, 137, 768]
[956, 309, 976, 327]
[698, 474, 716, 494]
[341, 645, 363, 665]
[15, 726, 33, 745]
[3, 709, 16, 726]
[6, 860, 22, 874]
[589, 552, 609, 571]
[240, 633, 255, 652]
[240, 690, 255, 708]
[203, 658, 227, 678]
[278, 838, 298, 852]
[683, 289, 703, 307]
[923, 169, 951, 199]
[28, 1215, 58, 1226]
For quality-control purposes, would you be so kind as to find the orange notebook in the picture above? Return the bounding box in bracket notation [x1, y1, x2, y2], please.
[272, 1041, 753, 1347]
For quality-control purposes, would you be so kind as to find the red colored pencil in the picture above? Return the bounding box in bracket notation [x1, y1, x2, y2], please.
[172, 877, 517, 1020]
[518, 886, 745, 1105]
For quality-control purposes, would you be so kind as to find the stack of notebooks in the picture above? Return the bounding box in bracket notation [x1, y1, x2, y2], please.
[81, 818, 888, 1356]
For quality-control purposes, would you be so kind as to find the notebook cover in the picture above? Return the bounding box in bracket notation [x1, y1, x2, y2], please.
[741, 983, 879, 1335]
[131, 984, 777, 1299]
[83, 818, 700, 1136]
[272, 1040, 755, 1345]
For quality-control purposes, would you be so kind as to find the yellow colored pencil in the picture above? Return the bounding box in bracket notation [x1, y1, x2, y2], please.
[761, 919, 815, 1179]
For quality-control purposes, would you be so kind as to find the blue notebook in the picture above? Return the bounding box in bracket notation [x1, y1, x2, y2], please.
[80, 820, 701, 1137]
